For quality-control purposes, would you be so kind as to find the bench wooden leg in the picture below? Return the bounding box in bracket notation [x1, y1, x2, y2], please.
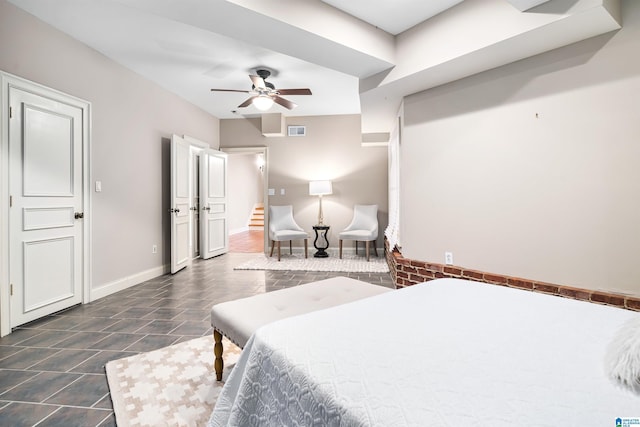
[373, 242, 378, 257]
[213, 329, 224, 381]
[304, 239, 308, 258]
[270, 240, 275, 257]
[366, 241, 370, 262]
[339, 240, 343, 259]
[277, 241, 281, 261]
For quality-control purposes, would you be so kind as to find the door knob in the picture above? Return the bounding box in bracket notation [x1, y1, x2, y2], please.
[74, 212, 84, 219]
[203, 206, 210, 211]
[169, 208, 180, 213]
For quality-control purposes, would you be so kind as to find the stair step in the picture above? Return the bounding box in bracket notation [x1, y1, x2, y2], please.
[248, 202, 265, 228]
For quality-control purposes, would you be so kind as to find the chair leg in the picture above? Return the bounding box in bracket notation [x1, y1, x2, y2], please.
[355, 241, 358, 255]
[339, 240, 343, 259]
[373, 242, 379, 257]
[213, 329, 224, 381]
[304, 239, 308, 258]
[366, 241, 370, 262]
[277, 241, 281, 261]
[270, 240, 275, 257]
[289, 240, 293, 255]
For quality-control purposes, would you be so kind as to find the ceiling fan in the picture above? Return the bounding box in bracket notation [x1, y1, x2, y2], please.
[210, 68, 312, 111]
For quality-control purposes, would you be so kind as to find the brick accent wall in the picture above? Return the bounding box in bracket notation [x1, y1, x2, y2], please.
[385, 239, 640, 312]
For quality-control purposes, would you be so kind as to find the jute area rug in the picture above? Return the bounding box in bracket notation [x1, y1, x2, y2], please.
[106, 335, 241, 427]
[234, 250, 390, 273]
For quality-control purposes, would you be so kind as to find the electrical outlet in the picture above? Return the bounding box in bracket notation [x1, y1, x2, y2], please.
[280, 188, 285, 195]
[152, 245, 158, 254]
[445, 252, 453, 265]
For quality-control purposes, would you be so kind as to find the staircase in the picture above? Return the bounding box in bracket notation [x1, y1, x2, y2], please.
[248, 203, 264, 230]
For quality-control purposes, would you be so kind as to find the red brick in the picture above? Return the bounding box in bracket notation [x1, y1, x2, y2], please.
[558, 286, 591, 301]
[410, 260, 427, 269]
[533, 283, 559, 294]
[417, 268, 435, 278]
[397, 271, 409, 279]
[507, 278, 534, 290]
[484, 274, 507, 284]
[591, 292, 625, 307]
[410, 274, 427, 283]
[425, 263, 444, 273]
[404, 266, 417, 274]
[625, 297, 640, 311]
[435, 272, 445, 279]
[443, 266, 462, 276]
[462, 270, 483, 280]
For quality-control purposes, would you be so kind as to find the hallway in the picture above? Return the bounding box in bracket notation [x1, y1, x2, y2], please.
[229, 230, 264, 253]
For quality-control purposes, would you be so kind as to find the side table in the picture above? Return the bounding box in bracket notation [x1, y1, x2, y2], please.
[312, 225, 330, 258]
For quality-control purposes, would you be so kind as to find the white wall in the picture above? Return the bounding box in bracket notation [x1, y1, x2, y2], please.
[401, 0, 640, 296]
[227, 153, 263, 234]
[0, 0, 220, 295]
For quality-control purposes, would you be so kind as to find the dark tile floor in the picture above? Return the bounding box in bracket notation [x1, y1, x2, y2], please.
[0, 252, 394, 426]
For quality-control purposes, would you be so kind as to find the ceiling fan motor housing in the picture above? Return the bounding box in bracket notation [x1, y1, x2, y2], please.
[256, 69, 272, 80]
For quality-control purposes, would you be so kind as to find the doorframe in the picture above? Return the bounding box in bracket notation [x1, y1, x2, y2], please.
[183, 135, 210, 260]
[0, 71, 91, 337]
[220, 146, 269, 253]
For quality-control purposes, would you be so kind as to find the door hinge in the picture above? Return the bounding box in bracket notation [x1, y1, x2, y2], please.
[9, 195, 12, 207]
[9, 106, 13, 119]
[10, 284, 13, 296]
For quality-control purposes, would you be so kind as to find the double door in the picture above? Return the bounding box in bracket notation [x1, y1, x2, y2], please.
[170, 135, 228, 273]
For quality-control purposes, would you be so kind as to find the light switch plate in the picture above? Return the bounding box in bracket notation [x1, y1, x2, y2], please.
[268, 188, 275, 196]
[95, 181, 102, 192]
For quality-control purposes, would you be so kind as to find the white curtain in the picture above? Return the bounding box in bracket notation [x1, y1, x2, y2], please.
[385, 117, 400, 250]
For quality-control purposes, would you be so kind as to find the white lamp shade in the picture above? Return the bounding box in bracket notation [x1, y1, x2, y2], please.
[309, 180, 333, 196]
[253, 95, 274, 111]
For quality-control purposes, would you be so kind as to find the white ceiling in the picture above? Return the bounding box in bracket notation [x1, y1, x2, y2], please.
[7, 0, 621, 131]
[320, 0, 464, 35]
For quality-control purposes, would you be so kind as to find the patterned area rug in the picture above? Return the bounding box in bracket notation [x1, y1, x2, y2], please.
[234, 250, 390, 273]
[106, 335, 241, 427]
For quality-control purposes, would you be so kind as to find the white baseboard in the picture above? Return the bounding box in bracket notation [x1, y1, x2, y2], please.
[90, 264, 169, 301]
[229, 226, 249, 235]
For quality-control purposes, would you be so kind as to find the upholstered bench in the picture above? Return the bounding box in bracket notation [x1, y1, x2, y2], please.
[210, 276, 392, 380]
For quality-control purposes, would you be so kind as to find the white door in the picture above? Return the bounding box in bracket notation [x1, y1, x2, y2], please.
[200, 150, 228, 259]
[8, 86, 84, 327]
[170, 134, 191, 273]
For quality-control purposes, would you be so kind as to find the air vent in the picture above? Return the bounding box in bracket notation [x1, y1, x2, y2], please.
[288, 125, 306, 137]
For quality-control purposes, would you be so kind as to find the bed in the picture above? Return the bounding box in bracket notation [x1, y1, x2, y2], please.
[208, 278, 640, 426]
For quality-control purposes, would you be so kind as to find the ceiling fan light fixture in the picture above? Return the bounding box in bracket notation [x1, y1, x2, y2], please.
[253, 95, 274, 111]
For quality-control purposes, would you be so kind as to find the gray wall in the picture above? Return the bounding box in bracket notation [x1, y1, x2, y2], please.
[220, 115, 388, 249]
[401, 0, 640, 296]
[0, 0, 220, 293]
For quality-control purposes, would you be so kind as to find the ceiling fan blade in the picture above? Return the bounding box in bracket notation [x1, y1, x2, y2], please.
[210, 88, 250, 93]
[277, 88, 312, 96]
[273, 95, 297, 110]
[250, 75, 266, 89]
[238, 96, 258, 108]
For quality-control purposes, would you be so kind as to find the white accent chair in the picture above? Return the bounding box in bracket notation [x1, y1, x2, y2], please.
[268, 205, 309, 261]
[339, 204, 379, 261]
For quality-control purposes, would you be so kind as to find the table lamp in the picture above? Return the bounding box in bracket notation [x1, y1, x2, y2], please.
[309, 180, 332, 225]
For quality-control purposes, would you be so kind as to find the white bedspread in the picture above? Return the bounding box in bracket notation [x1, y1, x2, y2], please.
[209, 278, 640, 426]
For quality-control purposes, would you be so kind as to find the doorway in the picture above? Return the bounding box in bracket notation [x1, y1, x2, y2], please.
[222, 147, 268, 254]
[1, 72, 91, 336]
